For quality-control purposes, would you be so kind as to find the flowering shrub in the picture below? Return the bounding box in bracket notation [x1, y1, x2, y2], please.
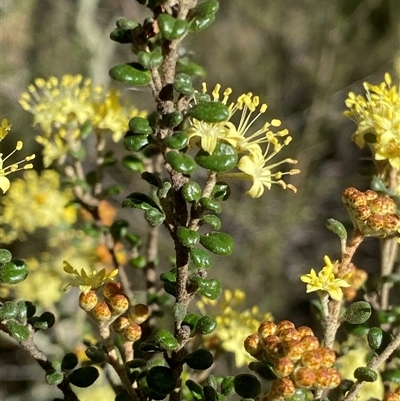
[0, 2, 400, 401]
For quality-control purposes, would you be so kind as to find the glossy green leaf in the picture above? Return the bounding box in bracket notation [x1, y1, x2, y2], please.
[116, 17, 138, 30]
[185, 349, 214, 370]
[177, 57, 206, 77]
[155, 329, 179, 351]
[190, 248, 211, 268]
[201, 214, 221, 230]
[195, 142, 237, 173]
[109, 63, 151, 86]
[183, 313, 202, 332]
[122, 192, 161, 212]
[165, 151, 196, 174]
[129, 117, 153, 135]
[160, 269, 177, 284]
[144, 208, 165, 226]
[45, 370, 64, 386]
[199, 197, 221, 213]
[163, 111, 183, 128]
[182, 182, 202, 202]
[146, 366, 177, 395]
[164, 282, 177, 297]
[141, 171, 163, 188]
[354, 367, 378, 382]
[325, 218, 347, 240]
[200, 232, 234, 256]
[186, 380, 204, 399]
[177, 226, 200, 247]
[0, 260, 28, 284]
[189, 14, 215, 33]
[0, 301, 18, 320]
[197, 278, 221, 300]
[110, 219, 129, 241]
[110, 28, 132, 44]
[173, 73, 194, 95]
[157, 14, 188, 41]
[157, 181, 171, 199]
[203, 385, 218, 401]
[192, 0, 219, 16]
[33, 312, 55, 330]
[195, 315, 217, 335]
[6, 320, 30, 342]
[207, 375, 217, 389]
[138, 340, 163, 353]
[164, 131, 189, 150]
[138, 48, 163, 69]
[344, 301, 372, 324]
[189, 102, 229, 123]
[381, 369, 400, 384]
[367, 327, 383, 351]
[233, 374, 261, 398]
[123, 132, 149, 152]
[221, 376, 235, 396]
[85, 346, 106, 363]
[212, 181, 231, 201]
[122, 155, 145, 172]
[61, 353, 79, 371]
[69, 366, 99, 388]
[0, 249, 12, 264]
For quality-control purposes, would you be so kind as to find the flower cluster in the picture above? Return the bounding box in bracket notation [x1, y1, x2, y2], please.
[0, 119, 35, 194]
[187, 84, 300, 198]
[384, 386, 400, 401]
[300, 255, 351, 301]
[342, 187, 400, 237]
[244, 320, 341, 400]
[0, 169, 76, 243]
[19, 75, 146, 166]
[344, 73, 400, 171]
[65, 261, 149, 342]
[197, 289, 273, 367]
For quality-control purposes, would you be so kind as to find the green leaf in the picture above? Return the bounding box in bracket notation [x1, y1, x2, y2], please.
[199, 197, 222, 213]
[185, 380, 204, 399]
[110, 219, 129, 241]
[189, 0, 219, 33]
[109, 63, 151, 86]
[201, 214, 221, 230]
[33, 311, 55, 330]
[174, 73, 194, 95]
[195, 142, 238, 173]
[200, 232, 234, 256]
[155, 329, 179, 351]
[45, 370, 64, 386]
[157, 14, 188, 41]
[138, 48, 163, 69]
[162, 111, 183, 128]
[195, 315, 217, 335]
[0, 301, 18, 320]
[189, 14, 215, 33]
[325, 218, 347, 240]
[172, 303, 186, 326]
[212, 181, 231, 201]
[164, 131, 189, 150]
[123, 192, 161, 212]
[381, 369, 400, 384]
[197, 278, 221, 300]
[343, 301, 372, 324]
[61, 353, 79, 371]
[141, 172, 163, 188]
[0, 249, 12, 264]
[123, 132, 149, 152]
[190, 248, 211, 268]
[0, 260, 28, 284]
[116, 17, 138, 30]
[138, 340, 164, 353]
[17, 300, 36, 322]
[129, 256, 146, 269]
[69, 366, 99, 388]
[165, 151, 196, 174]
[177, 57, 206, 77]
[189, 102, 229, 123]
[185, 349, 214, 370]
[353, 367, 378, 382]
[129, 117, 153, 135]
[177, 226, 200, 247]
[233, 374, 261, 398]
[221, 376, 235, 396]
[203, 385, 218, 401]
[6, 320, 30, 342]
[182, 313, 202, 332]
[85, 346, 106, 363]
[110, 28, 132, 44]
[144, 208, 165, 226]
[182, 181, 202, 202]
[122, 155, 145, 172]
[146, 366, 177, 395]
[367, 327, 383, 351]
[160, 269, 177, 284]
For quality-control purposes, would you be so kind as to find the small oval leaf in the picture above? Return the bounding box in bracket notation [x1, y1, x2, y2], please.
[200, 232, 234, 256]
[189, 102, 229, 123]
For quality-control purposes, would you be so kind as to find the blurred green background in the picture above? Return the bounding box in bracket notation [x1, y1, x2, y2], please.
[0, 0, 399, 399]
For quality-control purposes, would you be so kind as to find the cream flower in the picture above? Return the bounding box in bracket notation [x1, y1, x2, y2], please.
[300, 255, 351, 301]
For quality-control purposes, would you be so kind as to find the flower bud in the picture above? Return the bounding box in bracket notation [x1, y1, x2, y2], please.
[124, 323, 142, 342]
[279, 328, 301, 343]
[276, 320, 295, 334]
[273, 357, 294, 378]
[327, 367, 341, 389]
[244, 334, 261, 356]
[103, 281, 123, 300]
[314, 367, 332, 389]
[271, 377, 295, 396]
[294, 366, 315, 388]
[283, 340, 304, 362]
[319, 347, 336, 367]
[300, 335, 320, 351]
[127, 303, 150, 324]
[302, 349, 322, 370]
[297, 326, 314, 338]
[108, 293, 129, 314]
[79, 290, 98, 312]
[113, 316, 130, 333]
[258, 321, 277, 338]
[92, 301, 112, 322]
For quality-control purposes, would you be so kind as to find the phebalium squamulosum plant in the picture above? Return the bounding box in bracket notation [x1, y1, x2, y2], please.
[0, 1, 399, 401]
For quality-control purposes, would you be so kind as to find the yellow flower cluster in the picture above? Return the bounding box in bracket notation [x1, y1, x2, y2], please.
[0, 119, 35, 194]
[344, 73, 400, 170]
[300, 256, 351, 301]
[187, 84, 300, 198]
[19, 75, 146, 166]
[196, 289, 273, 367]
[0, 169, 76, 243]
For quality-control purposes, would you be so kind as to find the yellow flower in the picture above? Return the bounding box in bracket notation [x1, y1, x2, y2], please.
[0, 170, 76, 243]
[63, 260, 118, 294]
[344, 73, 400, 170]
[197, 289, 273, 367]
[92, 88, 147, 142]
[0, 122, 35, 194]
[300, 255, 351, 301]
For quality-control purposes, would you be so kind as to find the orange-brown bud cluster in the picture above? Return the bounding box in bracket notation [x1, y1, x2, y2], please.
[341, 262, 368, 301]
[78, 281, 150, 343]
[384, 386, 400, 401]
[342, 187, 400, 237]
[245, 320, 341, 399]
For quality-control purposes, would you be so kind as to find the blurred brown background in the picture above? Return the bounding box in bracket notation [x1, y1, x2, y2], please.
[0, 0, 399, 399]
